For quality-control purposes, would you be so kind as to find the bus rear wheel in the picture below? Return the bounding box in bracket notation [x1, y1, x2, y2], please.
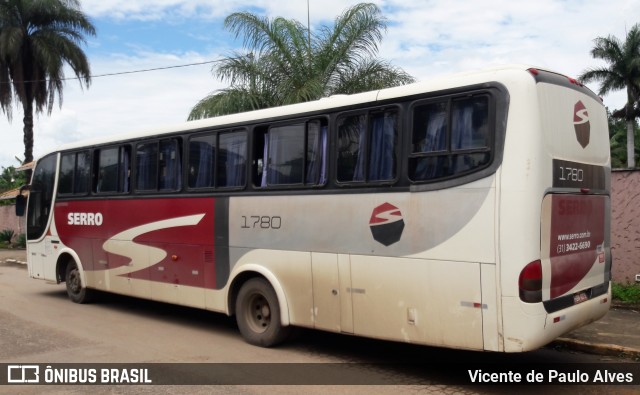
[65, 261, 93, 304]
[235, 278, 290, 347]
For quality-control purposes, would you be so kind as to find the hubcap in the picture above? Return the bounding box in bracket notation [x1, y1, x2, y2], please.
[246, 294, 271, 333]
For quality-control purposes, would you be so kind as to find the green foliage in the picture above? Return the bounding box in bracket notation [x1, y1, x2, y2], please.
[13, 233, 25, 249]
[612, 282, 640, 303]
[0, 228, 13, 243]
[189, 3, 414, 119]
[0, 165, 27, 190]
[0, 164, 27, 206]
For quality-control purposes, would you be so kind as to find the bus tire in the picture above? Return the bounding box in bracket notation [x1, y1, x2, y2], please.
[65, 261, 94, 304]
[235, 277, 290, 347]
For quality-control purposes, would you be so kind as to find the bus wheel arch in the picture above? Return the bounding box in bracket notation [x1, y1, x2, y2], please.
[227, 269, 291, 347]
[57, 253, 94, 304]
[56, 252, 77, 283]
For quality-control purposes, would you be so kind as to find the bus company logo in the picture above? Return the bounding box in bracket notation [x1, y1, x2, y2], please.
[573, 101, 590, 148]
[369, 203, 404, 246]
[67, 212, 103, 226]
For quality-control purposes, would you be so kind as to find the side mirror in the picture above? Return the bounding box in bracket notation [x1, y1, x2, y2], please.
[15, 185, 29, 217]
[15, 194, 26, 217]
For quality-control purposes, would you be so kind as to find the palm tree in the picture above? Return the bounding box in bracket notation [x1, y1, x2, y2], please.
[0, 0, 96, 165]
[189, 3, 414, 119]
[580, 24, 640, 168]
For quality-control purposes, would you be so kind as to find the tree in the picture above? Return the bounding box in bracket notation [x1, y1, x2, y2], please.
[189, 3, 414, 119]
[579, 24, 640, 168]
[0, 164, 25, 192]
[0, 0, 95, 165]
[0, 160, 27, 206]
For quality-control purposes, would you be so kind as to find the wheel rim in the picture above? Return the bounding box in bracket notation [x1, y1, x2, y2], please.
[68, 268, 81, 295]
[244, 293, 271, 333]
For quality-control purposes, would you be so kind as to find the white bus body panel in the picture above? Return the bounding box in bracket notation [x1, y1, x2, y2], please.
[227, 176, 496, 349]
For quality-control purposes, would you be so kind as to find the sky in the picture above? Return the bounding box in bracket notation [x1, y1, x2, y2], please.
[1, 0, 639, 169]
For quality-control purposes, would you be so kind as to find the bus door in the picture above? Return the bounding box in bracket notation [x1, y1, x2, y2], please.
[311, 253, 354, 333]
[25, 154, 58, 282]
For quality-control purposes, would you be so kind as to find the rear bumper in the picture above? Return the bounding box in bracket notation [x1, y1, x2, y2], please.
[502, 282, 611, 352]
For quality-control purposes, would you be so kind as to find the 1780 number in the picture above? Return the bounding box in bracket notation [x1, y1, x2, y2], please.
[241, 216, 282, 229]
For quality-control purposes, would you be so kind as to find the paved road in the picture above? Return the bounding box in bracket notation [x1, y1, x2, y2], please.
[0, 259, 637, 394]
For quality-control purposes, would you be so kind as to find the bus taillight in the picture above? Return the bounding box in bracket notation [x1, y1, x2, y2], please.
[519, 260, 542, 303]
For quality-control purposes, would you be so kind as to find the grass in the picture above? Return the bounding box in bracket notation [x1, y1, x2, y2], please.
[612, 282, 640, 304]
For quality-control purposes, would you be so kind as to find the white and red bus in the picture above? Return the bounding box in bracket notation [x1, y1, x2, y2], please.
[18, 65, 611, 351]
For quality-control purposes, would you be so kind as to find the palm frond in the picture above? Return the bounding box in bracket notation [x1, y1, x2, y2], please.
[190, 2, 414, 119]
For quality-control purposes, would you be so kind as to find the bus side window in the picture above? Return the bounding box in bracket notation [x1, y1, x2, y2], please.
[189, 131, 246, 189]
[337, 110, 397, 183]
[96, 147, 119, 193]
[409, 95, 491, 182]
[252, 128, 267, 187]
[258, 120, 326, 187]
[218, 131, 246, 188]
[75, 151, 91, 194]
[368, 111, 397, 182]
[59, 153, 75, 194]
[337, 114, 366, 182]
[188, 134, 215, 189]
[59, 151, 91, 195]
[450, 96, 490, 174]
[136, 142, 159, 191]
[136, 139, 181, 192]
[306, 122, 327, 186]
[159, 139, 182, 191]
[410, 101, 449, 180]
[95, 146, 130, 194]
[120, 146, 131, 193]
[263, 123, 306, 185]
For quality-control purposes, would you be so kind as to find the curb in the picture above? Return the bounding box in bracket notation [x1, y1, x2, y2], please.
[551, 338, 640, 360]
[3, 258, 27, 265]
[611, 303, 640, 312]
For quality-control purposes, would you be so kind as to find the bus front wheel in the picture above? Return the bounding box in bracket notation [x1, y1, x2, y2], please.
[235, 278, 290, 347]
[65, 261, 93, 304]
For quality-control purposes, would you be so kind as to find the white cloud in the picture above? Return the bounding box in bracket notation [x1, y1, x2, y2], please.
[82, 0, 234, 21]
[81, 0, 368, 22]
[37, 109, 81, 145]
